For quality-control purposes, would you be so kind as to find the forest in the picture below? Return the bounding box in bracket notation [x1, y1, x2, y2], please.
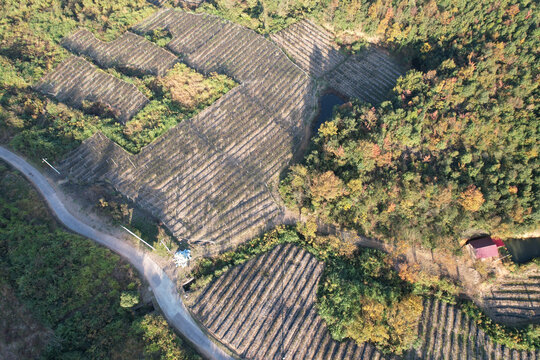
[0, 162, 200, 359]
[266, 0, 540, 249]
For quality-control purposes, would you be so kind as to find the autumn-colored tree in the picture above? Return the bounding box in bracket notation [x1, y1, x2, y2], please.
[309, 170, 344, 203]
[386, 294, 424, 353]
[318, 121, 338, 137]
[458, 185, 485, 212]
[296, 219, 318, 240]
[345, 299, 389, 345]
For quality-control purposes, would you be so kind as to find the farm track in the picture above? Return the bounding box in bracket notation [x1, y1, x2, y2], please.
[192, 244, 540, 360]
[35, 56, 149, 123]
[62, 29, 178, 76]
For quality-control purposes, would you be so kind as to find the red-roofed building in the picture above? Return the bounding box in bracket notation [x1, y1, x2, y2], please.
[468, 237, 499, 259]
[492, 237, 505, 248]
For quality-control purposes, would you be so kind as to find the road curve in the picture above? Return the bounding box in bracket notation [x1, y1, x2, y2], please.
[0, 146, 234, 360]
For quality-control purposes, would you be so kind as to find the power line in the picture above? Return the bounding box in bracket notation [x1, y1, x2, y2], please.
[42, 158, 60, 175]
[121, 225, 155, 250]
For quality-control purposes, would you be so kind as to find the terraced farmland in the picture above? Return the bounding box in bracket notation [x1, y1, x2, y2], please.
[190, 243, 388, 359]
[270, 19, 346, 78]
[325, 47, 406, 104]
[62, 29, 178, 76]
[404, 298, 539, 360]
[483, 272, 540, 326]
[270, 19, 405, 104]
[52, 8, 407, 247]
[57, 8, 317, 245]
[35, 56, 149, 123]
[190, 244, 539, 360]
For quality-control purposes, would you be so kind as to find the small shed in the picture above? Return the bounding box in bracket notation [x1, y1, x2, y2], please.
[468, 237, 499, 259]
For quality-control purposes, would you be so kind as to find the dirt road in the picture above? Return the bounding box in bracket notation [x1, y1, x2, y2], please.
[0, 146, 234, 360]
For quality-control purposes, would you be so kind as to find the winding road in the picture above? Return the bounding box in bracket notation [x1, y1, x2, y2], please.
[0, 146, 234, 360]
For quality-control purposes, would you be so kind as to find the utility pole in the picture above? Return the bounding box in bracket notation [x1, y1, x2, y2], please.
[160, 238, 172, 254]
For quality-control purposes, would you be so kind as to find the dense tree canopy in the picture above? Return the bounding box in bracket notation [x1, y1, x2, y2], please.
[318, 248, 424, 354]
[277, 0, 538, 248]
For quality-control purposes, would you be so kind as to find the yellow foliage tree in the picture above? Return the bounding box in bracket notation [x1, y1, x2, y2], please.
[386, 294, 424, 353]
[345, 298, 389, 345]
[318, 121, 338, 137]
[309, 170, 344, 203]
[458, 185, 485, 212]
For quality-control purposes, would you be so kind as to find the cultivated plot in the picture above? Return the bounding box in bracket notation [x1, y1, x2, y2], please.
[191, 244, 539, 360]
[57, 8, 317, 246]
[35, 56, 149, 123]
[271, 19, 406, 104]
[62, 29, 178, 76]
[51, 8, 406, 248]
[483, 272, 540, 326]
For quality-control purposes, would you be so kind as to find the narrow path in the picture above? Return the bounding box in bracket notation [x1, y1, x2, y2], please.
[0, 146, 234, 360]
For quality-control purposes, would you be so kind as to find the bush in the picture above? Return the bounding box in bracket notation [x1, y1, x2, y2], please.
[317, 248, 423, 354]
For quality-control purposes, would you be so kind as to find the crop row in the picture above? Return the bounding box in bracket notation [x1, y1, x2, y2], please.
[58, 131, 132, 182]
[35, 56, 149, 123]
[270, 19, 346, 78]
[191, 244, 539, 359]
[325, 47, 405, 104]
[62, 29, 178, 76]
[57, 9, 316, 246]
[270, 19, 406, 104]
[404, 298, 538, 360]
[133, 9, 227, 56]
[133, 9, 316, 138]
[132, 9, 314, 140]
[58, 119, 281, 244]
[191, 244, 393, 359]
[483, 274, 540, 325]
